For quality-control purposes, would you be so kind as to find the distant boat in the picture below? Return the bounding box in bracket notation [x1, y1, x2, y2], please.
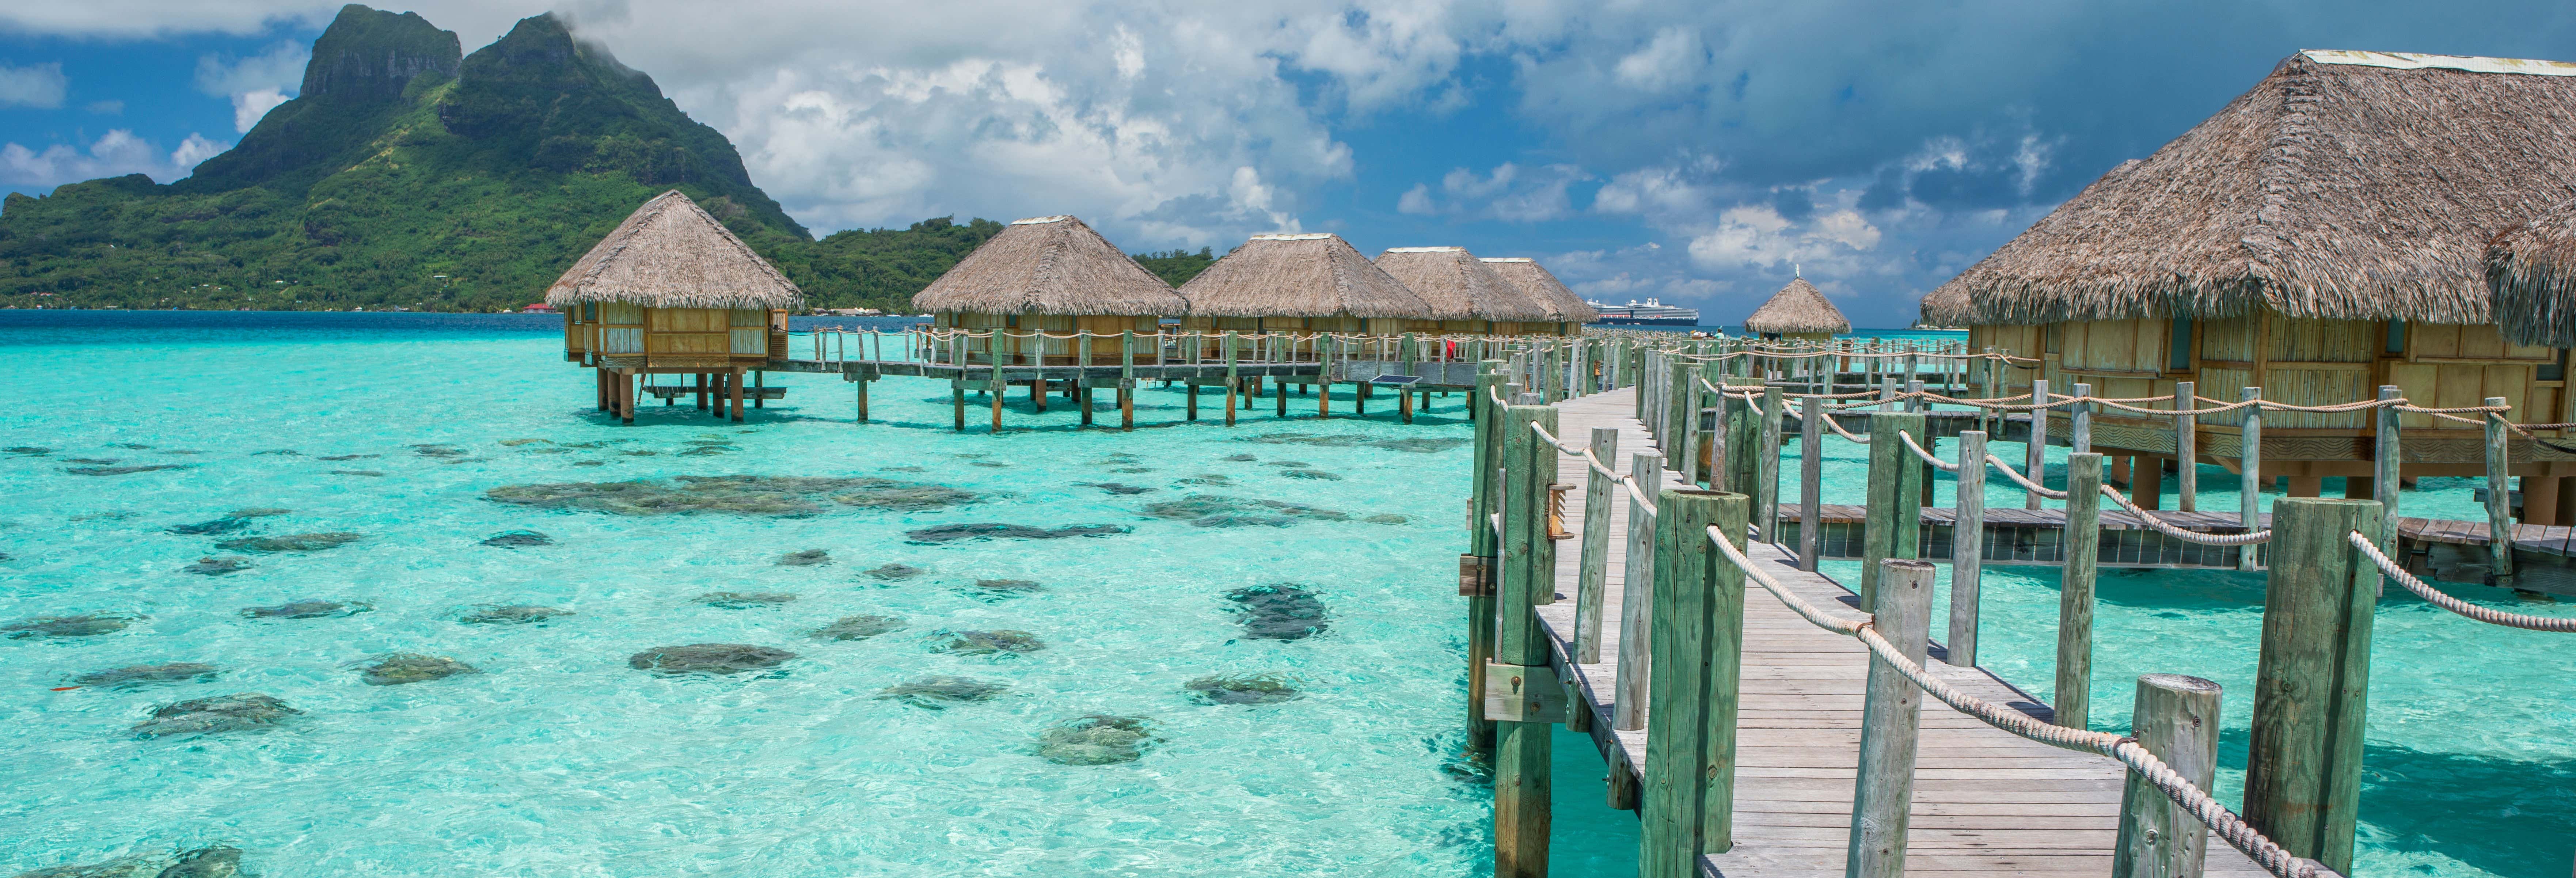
[1585, 298, 1699, 326]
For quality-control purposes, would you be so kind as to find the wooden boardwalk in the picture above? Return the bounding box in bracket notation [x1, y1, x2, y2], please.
[1532, 388, 2267, 877]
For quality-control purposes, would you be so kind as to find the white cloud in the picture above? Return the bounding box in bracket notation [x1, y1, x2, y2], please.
[195, 40, 308, 132]
[1612, 28, 1703, 93]
[1397, 183, 1435, 215]
[1399, 162, 1590, 222]
[0, 63, 68, 109]
[85, 100, 124, 115]
[0, 129, 230, 188]
[1686, 202, 1881, 273]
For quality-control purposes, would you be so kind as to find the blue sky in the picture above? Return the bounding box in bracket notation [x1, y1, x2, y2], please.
[5, 1, 2576, 326]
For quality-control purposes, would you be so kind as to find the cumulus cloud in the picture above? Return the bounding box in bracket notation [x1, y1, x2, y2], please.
[195, 40, 308, 132]
[0, 63, 68, 109]
[1, 130, 230, 188]
[1397, 163, 1591, 222]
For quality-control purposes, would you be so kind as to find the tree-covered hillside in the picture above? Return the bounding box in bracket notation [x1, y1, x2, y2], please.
[0, 5, 1049, 313]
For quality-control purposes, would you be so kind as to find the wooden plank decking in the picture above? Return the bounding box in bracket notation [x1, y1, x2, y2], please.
[1531, 388, 2268, 877]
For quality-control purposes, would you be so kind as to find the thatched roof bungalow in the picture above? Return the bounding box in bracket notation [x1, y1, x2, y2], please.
[1375, 247, 1556, 335]
[1743, 277, 1849, 340]
[912, 215, 1183, 365]
[1481, 257, 1599, 332]
[1177, 233, 1433, 337]
[555, 189, 802, 370]
[2489, 199, 2576, 347]
[1918, 50, 2576, 511]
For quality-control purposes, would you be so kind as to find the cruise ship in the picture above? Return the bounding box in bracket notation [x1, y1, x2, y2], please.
[1584, 298, 1701, 326]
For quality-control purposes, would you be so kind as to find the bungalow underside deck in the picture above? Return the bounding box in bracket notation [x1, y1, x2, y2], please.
[1538, 390, 2268, 877]
[763, 357, 1491, 389]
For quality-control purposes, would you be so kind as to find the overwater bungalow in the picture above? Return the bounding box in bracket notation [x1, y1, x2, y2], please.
[1177, 232, 1435, 339]
[1374, 247, 1555, 336]
[1480, 257, 1599, 335]
[1919, 50, 2576, 515]
[1741, 276, 1849, 342]
[912, 215, 1184, 365]
[555, 190, 802, 424]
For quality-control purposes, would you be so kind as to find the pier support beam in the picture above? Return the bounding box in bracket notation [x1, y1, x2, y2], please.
[1639, 488, 1747, 878]
[1466, 363, 1504, 753]
[2244, 497, 2381, 876]
[2058, 452, 2103, 729]
[1494, 402, 1561, 878]
[2115, 674, 2222, 878]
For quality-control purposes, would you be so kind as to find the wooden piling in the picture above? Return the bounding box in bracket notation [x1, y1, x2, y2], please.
[2238, 388, 2262, 571]
[1495, 402, 1560, 878]
[2371, 386, 2399, 547]
[1847, 558, 1935, 878]
[1799, 395, 1824, 571]
[2115, 674, 2223, 878]
[2243, 497, 2383, 875]
[2071, 381, 2093, 453]
[1756, 387, 1783, 542]
[1575, 427, 1619, 664]
[2058, 452, 2104, 730]
[953, 386, 966, 432]
[1640, 487, 1748, 878]
[856, 373, 871, 423]
[2027, 378, 2050, 510]
[2486, 396, 2514, 584]
[2174, 381, 2197, 512]
[1467, 364, 1504, 752]
[1949, 429, 1988, 666]
[1613, 451, 1664, 732]
[1668, 358, 1695, 474]
[1859, 411, 1927, 608]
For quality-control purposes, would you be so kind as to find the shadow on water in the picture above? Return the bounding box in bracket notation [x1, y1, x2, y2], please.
[2205, 728, 2576, 877]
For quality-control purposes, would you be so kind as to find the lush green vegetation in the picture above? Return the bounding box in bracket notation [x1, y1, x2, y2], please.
[0, 7, 1028, 313]
[1131, 248, 1216, 286]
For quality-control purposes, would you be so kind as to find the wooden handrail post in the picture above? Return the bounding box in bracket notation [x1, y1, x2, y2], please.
[2071, 381, 2093, 454]
[2058, 452, 2104, 729]
[1860, 411, 1927, 608]
[1467, 362, 1505, 752]
[1494, 402, 1561, 877]
[2239, 387, 2263, 571]
[2486, 396, 2515, 584]
[1669, 358, 1696, 475]
[1613, 451, 1665, 732]
[1120, 330, 1136, 430]
[2026, 378, 2051, 510]
[1798, 395, 1824, 570]
[2115, 673, 2223, 878]
[1847, 558, 1936, 878]
[1756, 387, 1783, 542]
[1639, 487, 1748, 878]
[2174, 381, 2197, 512]
[1948, 430, 1988, 666]
[1576, 427, 1621, 664]
[2374, 386, 2400, 548]
[2243, 497, 2383, 875]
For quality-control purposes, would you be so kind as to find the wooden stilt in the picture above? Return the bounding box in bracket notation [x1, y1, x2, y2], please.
[2136, 456, 2164, 510]
[1121, 386, 1135, 430]
[752, 371, 765, 409]
[1319, 381, 1330, 418]
[2287, 476, 2322, 498]
[727, 367, 744, 422]
[594, 369, 607, 411]
[620, 370, 636, 425]
[1226, 378, 1237, 426]
[1278, 380, 1289, 417]
[1187, 384, 1199, 421]
[1080, 385, 1094, 427]
[991, 379, 1004, 432]
[856, 376, 870, 423]
[2519, 475, 2558, 525]
[695, 373, 708, 411]
[953, 387, 966, 432]
[1032, 377, 1047, 413]
[1400, 384, 1414, 423]
[1356, 381, 1368, 416]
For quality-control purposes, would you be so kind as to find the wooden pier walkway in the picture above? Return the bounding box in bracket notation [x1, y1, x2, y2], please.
[1532, 388, 2268, 877]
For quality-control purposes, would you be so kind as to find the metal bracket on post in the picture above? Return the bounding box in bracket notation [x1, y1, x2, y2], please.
[1482, 662, 1568, 723]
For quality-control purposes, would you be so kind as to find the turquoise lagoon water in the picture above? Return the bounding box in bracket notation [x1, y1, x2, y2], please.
[0, 313, 1636, 876]
[1794, 411, 2576, 877]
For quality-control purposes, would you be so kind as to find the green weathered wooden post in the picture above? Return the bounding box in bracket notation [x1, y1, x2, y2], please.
[1798, 395, 1824, 570]
[2238, 387, 2263, 571]
[1639, 487, 1747, 878]
[1120, 330, 1137, 431]
[1948, 430, 1989, 666]
[1467, 362, 1505, 752]
[1859, 411, 1927, 608]
[1847, 557, 1935, 878]
[1755, 387, 1783, 541]
[1495, 403, 1561, 877]
[2026, 377, 2050, 510]
[2374, 386, 2401, 549]
[2058, 452, 2103, 730]
[2115, 674, 2223, 878]
[1725, 384, 1760, 496]
[1668, 358, 1696, 475]
[1576, 427, 1620, 663]
[2243, 497, 2383, 876]
[2174, 381, 2197, 512]
[2485, 396, 2514, 585]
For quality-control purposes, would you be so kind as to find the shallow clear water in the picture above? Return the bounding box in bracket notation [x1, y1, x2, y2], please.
[1795, 411, 2576, 877]
[0, 313, 1638, 876]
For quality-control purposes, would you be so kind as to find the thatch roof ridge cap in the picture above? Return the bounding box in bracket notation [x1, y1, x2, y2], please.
[1479, 257, 1534, 263]
[1252, 232, 1335, 240]
[2302, 49, 2576, 77]
[1385, 246, 1465, 253]
[1011, 215, 1072, 225]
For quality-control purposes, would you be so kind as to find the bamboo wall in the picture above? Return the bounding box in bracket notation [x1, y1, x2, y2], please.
[938, 312, 1164, 365]
[563, 305, 782, 368]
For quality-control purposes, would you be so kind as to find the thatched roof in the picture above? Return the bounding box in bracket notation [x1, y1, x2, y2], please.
[1481, 258, 1600, 322]
[546, 190, 804, 309]
[2488, 199, 2576, 346]
[1375, 247, 1552, 321]
[911, 215, 1186, 316]
[1744, 277, 1851, 335]
[1178, 233, 1434, 319]
[1923, 50, 2576, 327]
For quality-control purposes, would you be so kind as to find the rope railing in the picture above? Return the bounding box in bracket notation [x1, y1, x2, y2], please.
[1986, 453, 2067, 499]
[1819, 411, 1871, 443]
[1704, 525, 2344, 878]
[2351, 532, 2576, 632]
[2097, 484, 2275, 545]
[1896, 429, 1957, 471]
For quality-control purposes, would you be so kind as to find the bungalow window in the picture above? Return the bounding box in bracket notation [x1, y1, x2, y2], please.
[2167, 318, 2193, 371]
[2543, 349, 2568, 383]
[2385, 320, 2407, 356]
[1006, 314, 1019, 329]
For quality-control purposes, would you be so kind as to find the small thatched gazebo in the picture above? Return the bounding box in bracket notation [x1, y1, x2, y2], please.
[1481, 257, 1598, 335]
[1374, 247, 1553, 335]
[2490, 199, 2576, 348]
[1921, 50, 2576, 513]
[913, 215, 1185, 365]
[1178, 233, 1433, 338]
[1743, 277, 1850, 341]
[555, 190, 804, 423]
